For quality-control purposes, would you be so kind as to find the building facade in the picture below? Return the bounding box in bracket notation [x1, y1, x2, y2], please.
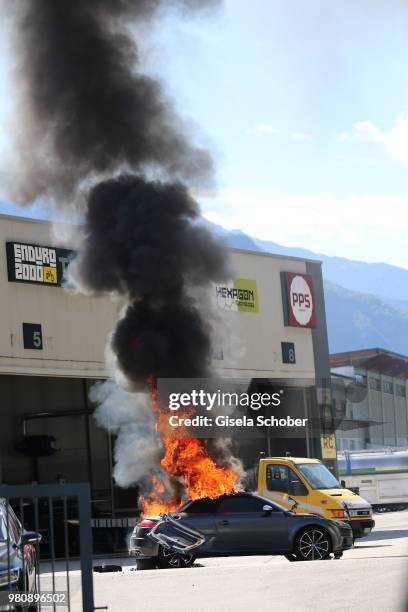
[331, 349, 408, 451]
[0, 214, 334, 548]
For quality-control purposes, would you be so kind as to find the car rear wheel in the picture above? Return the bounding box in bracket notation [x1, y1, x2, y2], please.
[136, 558, 157, 570]
[293, 527, 331, 561]
[157, 546, 195, 569]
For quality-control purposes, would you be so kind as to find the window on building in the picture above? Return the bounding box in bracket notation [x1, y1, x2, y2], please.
[395, 384, 406, 398]
[355, 374, 367, 387]
[369, 377, 381, 392]
[383, 381, 394, 395]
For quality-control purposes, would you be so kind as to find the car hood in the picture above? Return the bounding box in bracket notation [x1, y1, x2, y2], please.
[323, 489, 371, 508]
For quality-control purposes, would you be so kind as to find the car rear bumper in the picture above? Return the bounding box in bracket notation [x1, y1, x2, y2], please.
[128, 534, 159, 559]
[347, 519, 375, 539]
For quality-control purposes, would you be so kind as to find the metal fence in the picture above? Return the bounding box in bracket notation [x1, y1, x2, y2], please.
[0, 483, 95, 612]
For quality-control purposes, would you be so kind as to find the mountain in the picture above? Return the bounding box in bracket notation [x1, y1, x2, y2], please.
[211, 223, 408, 355]
[225, 232, 408, 304]
[324, 281, 408, 355]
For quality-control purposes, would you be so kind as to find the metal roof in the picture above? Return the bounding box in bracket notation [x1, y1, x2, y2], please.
[330, 348, 408, 378]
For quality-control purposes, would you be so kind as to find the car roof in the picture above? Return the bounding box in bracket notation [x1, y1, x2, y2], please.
[180, 491, 287, 513]
[260, 457, 321, 464]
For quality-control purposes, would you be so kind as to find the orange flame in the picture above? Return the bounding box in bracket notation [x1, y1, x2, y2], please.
[138, 475, 180, 516]
[140, 376, 238, 515]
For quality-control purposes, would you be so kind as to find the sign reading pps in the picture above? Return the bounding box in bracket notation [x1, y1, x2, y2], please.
[6, 242, 72, 287]
[281, 272, 316, 328]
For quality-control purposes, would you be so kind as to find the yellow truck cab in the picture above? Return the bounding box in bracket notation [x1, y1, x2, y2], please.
[257, 456, 375, 540]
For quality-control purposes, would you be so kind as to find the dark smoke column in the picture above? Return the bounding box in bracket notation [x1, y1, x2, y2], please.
[78, 175, 229, 386]
[8, 0, 219, 203]
[5, 0, 234, 494]
[6, 0, 228, 381]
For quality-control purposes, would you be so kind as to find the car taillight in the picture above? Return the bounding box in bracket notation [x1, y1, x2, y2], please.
[136, 519, 157, 528]
[329, 509, 345, 519]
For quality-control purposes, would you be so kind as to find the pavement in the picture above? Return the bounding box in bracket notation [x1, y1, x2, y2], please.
[40, 509, 408, 612]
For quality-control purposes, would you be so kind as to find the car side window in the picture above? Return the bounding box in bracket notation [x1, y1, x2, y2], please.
[288, 469, 308, 496]
[218, 496, 266, 513]
[184, 498, 220, 513]
[6, 507, 22, 543]
[266, 465, 289, 494]
[0, 515, 7, 541]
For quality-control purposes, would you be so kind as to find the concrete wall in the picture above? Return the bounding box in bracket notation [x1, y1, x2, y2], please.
[0, 215, 118, 378]
[214, 249, 316, 380]
[0, 215, 320, 381]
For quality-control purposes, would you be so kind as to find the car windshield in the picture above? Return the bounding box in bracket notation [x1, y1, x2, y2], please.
[297, 463, 340, 489]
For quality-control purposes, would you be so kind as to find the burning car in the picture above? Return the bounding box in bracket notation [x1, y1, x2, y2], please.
[129, 492, 353, 568]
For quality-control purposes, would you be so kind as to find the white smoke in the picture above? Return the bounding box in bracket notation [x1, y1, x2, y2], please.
[90, 379, 163, 488]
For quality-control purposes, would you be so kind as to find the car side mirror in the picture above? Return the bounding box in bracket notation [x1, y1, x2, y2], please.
[262, 505, 273, 513]
[21, 531, 42, 545]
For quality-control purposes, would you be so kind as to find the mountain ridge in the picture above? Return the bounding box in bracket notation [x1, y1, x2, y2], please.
[210, 222, 408, 355]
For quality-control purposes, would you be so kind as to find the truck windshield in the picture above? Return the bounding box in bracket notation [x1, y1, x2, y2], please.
[297, 463, 340, 489]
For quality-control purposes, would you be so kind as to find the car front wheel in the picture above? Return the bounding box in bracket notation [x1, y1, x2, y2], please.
[157, 546, 195, 569]
[293, 527, 331, 561]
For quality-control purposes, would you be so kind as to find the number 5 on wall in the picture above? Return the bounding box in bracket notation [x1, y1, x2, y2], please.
[22, 323, 43, 350]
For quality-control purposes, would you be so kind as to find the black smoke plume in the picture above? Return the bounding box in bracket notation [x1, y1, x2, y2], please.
[4, 0, 239, 489]
[7, 0, 219, 203]
[76, 174, 229, 387]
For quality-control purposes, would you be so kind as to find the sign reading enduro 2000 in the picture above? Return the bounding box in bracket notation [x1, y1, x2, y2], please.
[6, 242, 72, 287]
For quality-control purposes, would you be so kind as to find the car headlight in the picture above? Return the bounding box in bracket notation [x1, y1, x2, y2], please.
[0, 569, 19, 587]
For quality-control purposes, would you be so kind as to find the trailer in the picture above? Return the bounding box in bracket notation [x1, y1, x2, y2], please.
[338, 449, 408, 511]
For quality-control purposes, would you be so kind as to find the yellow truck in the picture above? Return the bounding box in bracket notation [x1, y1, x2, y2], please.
[257, 456, 375, 540]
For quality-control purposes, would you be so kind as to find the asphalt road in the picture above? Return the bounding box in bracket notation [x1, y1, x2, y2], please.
[42, 509, 408, 612]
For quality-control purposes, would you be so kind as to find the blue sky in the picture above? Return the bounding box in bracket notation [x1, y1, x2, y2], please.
[1, 1, 408, 267]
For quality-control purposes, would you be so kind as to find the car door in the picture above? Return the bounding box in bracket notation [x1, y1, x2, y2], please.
[0, 507, 21, 588]
[265, 464, 290, 507]
[178, 498, 221, 553]
[215, 494, 289, 554]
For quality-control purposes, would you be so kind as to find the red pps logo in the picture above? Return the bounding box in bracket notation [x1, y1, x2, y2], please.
[285, 273, 316, 328]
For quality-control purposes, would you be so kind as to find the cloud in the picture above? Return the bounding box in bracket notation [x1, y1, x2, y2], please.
[246, 125, 313, 141]
[339, 115, 408, 165]
[200, 188, 408, 269]
[246, 123, 279, 135]
[290, 131, 312, 141]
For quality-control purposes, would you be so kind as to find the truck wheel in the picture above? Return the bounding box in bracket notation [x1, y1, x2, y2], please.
[293, 527, 331, 561]
[136, 558, 157, 570]
[157, 546, 195, 569]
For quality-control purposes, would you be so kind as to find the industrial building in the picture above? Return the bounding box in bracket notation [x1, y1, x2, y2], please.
[0, 213, 334, 550]
[331, 348, 408, 451]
